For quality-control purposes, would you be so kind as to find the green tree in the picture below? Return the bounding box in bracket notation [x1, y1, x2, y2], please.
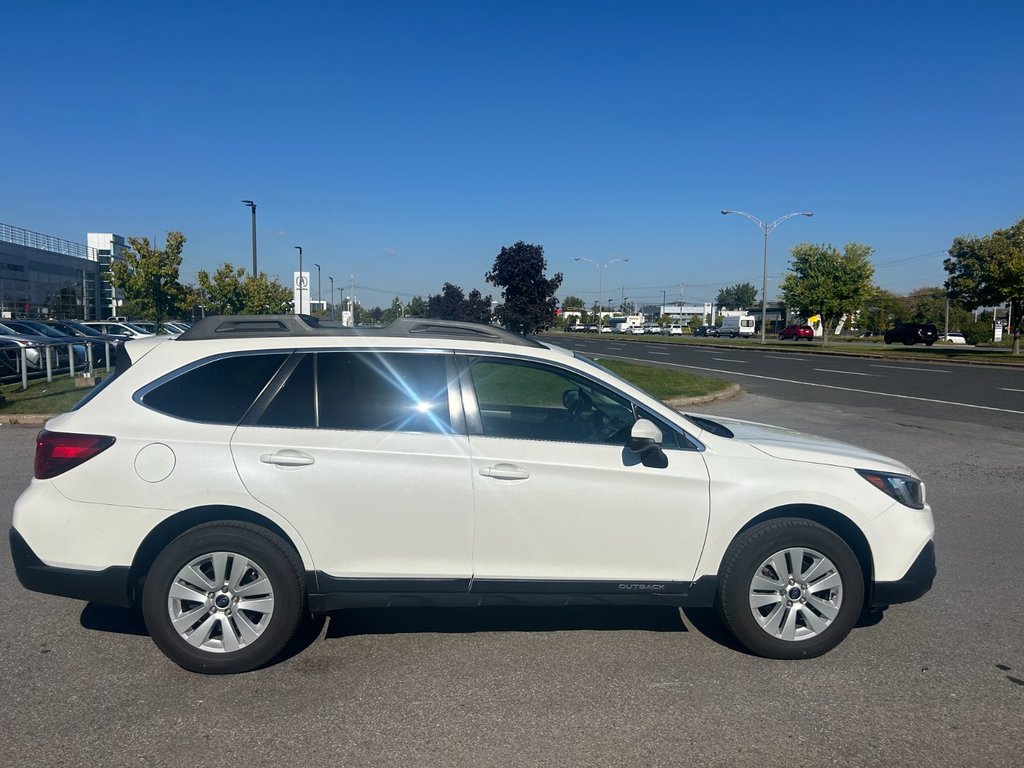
[108, 232, 187, 329]
[780, 242, 875, 346]
[485, 241, 563, 334]
[406, 296, 428, 317]
[196, 263, 293, 315]
[945, 217, 1024, 354]
[241, 273, 293, 314]
[561, 295, 585, 312]
[197, 264, 246, 315]
[380, 296, 404, 324]
[426, 283, 492, 323]
[715, 282, 758, 311]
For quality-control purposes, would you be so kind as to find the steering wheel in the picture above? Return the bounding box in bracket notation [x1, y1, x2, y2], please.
[562, 388, 594, 438]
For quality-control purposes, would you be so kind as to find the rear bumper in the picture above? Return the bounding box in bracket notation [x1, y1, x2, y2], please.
[9, 527, 132, 607]
[869, 540, 935, 608]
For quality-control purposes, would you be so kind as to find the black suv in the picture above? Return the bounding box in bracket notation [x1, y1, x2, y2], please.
[884, 323, 938, 346]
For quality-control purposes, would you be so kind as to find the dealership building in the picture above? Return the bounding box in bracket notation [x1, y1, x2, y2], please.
[0, 223, 126, 320]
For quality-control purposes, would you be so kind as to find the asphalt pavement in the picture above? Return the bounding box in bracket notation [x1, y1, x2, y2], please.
[553, 335, 1024, 430]
[2, 376, 1023, 767]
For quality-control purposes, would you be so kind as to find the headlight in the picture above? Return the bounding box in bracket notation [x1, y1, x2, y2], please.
[856, 470, 925, 509]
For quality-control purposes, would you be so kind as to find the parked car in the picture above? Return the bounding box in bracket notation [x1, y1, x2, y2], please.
[779, 325, 815, 341]
[643, 324, 661, 335]
[0, 321, 84, 368]
[81, 321, 155, 339]
[2, 320, 88, 365]
[11, 315, 935, 673]
[694, 325, 716, 337]
[662, 324, 684, 336]
[0, 326, 46, 370]
[43, 320, 122, 366]
[938, 332, 967, 345]
[627, 325, 647, 335]
[883, 323, 938, 346]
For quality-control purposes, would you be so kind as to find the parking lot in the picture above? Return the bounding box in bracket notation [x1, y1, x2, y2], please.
[2, 390, 1022, 767]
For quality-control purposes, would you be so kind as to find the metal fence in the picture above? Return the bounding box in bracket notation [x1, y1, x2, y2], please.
[0, 337, 115, 389]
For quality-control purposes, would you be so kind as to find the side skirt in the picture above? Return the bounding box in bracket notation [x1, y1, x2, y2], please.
[305, 574, 719, 612]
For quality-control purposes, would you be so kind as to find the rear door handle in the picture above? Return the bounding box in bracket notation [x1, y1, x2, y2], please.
[260, 450, 315, 467]
[479, 463, 530, 480]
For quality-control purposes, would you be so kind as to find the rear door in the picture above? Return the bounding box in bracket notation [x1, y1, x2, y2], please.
[230, 349, 475, 583]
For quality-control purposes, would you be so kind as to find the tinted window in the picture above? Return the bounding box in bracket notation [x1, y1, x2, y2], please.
[257, 354, 316, 429]
[317, 352, 451, 433]
[467, 357, 634, 445]
[143, 353, 286, 424]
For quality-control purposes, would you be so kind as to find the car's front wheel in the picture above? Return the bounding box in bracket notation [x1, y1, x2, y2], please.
[717, 519, 863, 659]
[142, 522, 306, 674]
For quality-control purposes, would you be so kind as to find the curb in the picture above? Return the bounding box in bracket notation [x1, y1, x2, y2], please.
[0, 414, 52, 425]
[665, 383, 742, 411]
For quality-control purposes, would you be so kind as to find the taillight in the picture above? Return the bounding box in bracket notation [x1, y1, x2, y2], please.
[34, 430, 115, 479]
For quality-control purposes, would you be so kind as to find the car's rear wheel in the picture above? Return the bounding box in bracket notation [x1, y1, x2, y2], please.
[142, 522, 305, 674]
[717, 519, 863, 659]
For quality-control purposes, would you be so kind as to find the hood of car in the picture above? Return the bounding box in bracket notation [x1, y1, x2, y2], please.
[688, 412, 915, 475]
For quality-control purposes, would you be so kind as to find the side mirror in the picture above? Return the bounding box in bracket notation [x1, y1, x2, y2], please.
[629, 419, 668, 468]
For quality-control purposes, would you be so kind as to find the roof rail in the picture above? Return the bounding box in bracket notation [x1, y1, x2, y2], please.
[176, 315, 542, 347]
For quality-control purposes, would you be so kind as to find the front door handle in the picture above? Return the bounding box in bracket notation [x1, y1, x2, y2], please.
[260, 450, 315, 467]
[479, 463, 530, 480]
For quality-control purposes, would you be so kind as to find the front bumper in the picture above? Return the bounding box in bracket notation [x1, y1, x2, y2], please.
[869, 540, 935, 608]
[9, 527, 132, 607]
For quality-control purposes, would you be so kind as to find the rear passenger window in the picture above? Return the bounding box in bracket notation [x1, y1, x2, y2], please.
[142, 353, 287, 424]
[317, 352, 451, 433]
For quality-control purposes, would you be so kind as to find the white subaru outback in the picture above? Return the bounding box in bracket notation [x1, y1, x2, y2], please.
[10, 316, 935, 674]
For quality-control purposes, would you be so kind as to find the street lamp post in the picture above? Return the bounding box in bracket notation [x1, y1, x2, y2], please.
[721, 209, 814, 343]
[294, 246, 303, 315]
[241, 200, 257, 276]
[328, 276, 335, 319]
[336, 287, 345, 324]
[314, 263, 321, 311]
[575, 257, 629, 328]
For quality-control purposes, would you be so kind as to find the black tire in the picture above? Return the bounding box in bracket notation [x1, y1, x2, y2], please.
[716, 518, 864, 660]
[142, 522, 306, 674]
[925, 341, 934, 347]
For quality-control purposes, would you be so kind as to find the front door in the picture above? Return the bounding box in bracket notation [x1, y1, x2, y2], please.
[461, 356, 710, 588]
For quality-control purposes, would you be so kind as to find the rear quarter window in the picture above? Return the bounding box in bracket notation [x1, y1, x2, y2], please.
[140, 353, 287, 424]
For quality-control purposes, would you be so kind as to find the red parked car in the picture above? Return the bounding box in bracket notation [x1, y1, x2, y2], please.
[779, 324, 815, 341]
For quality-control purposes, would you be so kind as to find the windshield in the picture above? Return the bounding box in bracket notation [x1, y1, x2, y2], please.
[17, 321, 67, 338]
[60, 321, 105, 337]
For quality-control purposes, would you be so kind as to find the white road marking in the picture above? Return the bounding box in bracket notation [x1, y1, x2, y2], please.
[599, 353, 1024, 416]
[871, 365, 949, 373]
[999, 387, 1024, 392]
[813, 368, 878, 377]
[713, 358, 748, 364]
[649, 351, 671, 356]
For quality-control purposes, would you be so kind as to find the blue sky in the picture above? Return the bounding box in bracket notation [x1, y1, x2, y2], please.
[2, 1, 1021, 309]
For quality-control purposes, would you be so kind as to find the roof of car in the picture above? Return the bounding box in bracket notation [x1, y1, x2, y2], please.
[177, 315, 544, 348]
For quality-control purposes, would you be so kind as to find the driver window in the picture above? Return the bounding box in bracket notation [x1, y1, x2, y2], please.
[467, 357, 635, 445]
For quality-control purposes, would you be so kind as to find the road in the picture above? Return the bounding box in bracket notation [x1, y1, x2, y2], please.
[552, 335, 1024, 430]
[2, 375, 1023, 766]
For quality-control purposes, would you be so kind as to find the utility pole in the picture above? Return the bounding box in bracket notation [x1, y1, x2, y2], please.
[329, 276, 335, 319]
[680, 283, 685, 321]
[314, 263, 321, 310]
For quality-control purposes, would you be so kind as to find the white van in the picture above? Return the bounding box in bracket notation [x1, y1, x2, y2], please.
[715, 314, 756, 338]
